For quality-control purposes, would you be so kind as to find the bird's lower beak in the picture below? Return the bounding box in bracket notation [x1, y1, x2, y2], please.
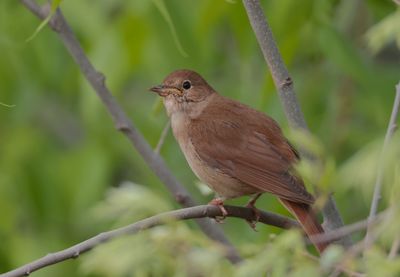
[149, 85, 181, 97]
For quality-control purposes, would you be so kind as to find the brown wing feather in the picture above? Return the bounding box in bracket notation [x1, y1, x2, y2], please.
[189, 95, 314, 204]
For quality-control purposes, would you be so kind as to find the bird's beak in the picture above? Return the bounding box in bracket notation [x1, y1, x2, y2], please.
[149, 85, 182, 97]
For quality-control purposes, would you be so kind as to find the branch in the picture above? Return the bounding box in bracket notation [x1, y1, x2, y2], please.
[365, 82, 400, 249]
[309, 210, 387, 246]
[3, 203, 384, 277]
[242, 0, 351, 247]
[20, 0, 242, 263]
[0, 205, 297, 277]
[241, 0, 306, 129]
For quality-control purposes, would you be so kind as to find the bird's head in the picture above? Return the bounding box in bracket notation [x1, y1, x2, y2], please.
[150, 69, 215, 116]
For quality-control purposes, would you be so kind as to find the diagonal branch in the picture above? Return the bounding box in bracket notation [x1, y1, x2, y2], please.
[308, 210, 387, 246]
[20, 0, 242, 263]
[242, 0, 306, 129]
[365, 82, 400, 249]
[242, 0, 351, 247]
[0, 205, 297, 277]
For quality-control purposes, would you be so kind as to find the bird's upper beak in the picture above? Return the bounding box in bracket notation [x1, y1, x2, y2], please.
[149, 85, 182, 97]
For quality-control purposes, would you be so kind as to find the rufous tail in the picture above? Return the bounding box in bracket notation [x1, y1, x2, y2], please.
[280, 198, 329, 253]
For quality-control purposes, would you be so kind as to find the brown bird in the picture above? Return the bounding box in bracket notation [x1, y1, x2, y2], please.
[150, 69, 328, 253]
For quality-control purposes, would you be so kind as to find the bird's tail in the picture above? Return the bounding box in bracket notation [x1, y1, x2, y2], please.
[280, 198, 328, 253]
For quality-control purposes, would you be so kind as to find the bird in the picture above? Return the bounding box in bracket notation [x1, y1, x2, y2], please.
[150, 69, 328, 253]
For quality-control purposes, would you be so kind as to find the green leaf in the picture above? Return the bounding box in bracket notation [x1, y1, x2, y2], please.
[317, 22, 369, 82]
[26, 0, 63, 42]
[0, 101, 15, 108]
[366, 9, 400, 53]
[319, 245, 344, 271]
[151, 0, 188, 57]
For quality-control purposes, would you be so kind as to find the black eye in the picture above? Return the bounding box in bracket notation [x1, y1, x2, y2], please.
[182, 80, 191, 90]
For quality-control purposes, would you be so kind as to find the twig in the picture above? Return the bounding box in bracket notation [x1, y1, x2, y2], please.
[242, 0, 350, 247]
[309, 210, 387, 246]
[20, 0, 241, 264]
[0, 205, 297, 277]
[365, 82, 400, 250]
[154, 120, 171, 154]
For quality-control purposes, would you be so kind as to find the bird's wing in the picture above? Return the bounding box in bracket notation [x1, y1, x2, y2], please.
[189, 97, 314, 204]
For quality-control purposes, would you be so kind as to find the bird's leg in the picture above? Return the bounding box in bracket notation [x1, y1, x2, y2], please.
[246, 193, 262, 231]
[208, 197, 228, 223]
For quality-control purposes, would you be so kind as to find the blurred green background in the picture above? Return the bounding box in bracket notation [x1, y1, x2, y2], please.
[1, 0, 400, 276]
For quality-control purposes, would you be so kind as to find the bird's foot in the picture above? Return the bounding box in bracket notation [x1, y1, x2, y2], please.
[208, 198, 228, 223]
[245, 193, 262, 231]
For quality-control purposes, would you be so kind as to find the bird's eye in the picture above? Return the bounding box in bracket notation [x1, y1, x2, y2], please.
[182, 80, 191, 90]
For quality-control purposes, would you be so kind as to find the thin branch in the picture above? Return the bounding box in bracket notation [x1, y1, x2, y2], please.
[0, 205, 297, 277]
[242, 0, 350, 247]
[365, 82, 400, 249]
[308, 210, 387, 245]
[154, 120, 171, 154]
[20, 0, 241, 263]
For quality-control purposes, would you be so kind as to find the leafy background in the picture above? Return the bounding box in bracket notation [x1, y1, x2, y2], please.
[1, 0, 399, 276]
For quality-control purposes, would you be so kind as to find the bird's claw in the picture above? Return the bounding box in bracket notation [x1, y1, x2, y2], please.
[246, 194, 262, 231]
[245, 206, 261, 231]
[209, 198, 228, 223]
